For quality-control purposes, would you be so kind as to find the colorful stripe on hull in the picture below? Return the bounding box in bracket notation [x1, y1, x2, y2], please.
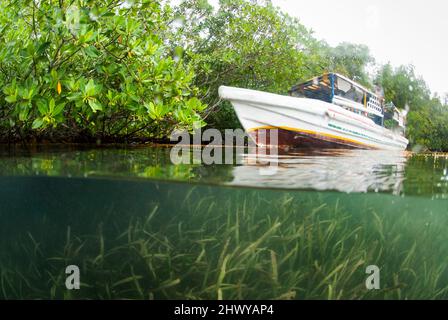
[247, 126, 377, 150]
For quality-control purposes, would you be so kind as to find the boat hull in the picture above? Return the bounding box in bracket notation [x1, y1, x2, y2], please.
[218, 86, 409, 151]
[249, 127, 370, 149]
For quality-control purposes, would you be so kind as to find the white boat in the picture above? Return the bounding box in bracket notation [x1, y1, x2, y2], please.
[218, 73, 409, 150]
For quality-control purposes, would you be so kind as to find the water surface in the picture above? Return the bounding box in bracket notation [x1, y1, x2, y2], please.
[1, 146, 447, 196]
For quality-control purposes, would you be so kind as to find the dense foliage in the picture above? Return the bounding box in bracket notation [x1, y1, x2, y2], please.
[0, 0, 447, 150]
[0, 0, 205, 142]
[376, 64, 448, 151]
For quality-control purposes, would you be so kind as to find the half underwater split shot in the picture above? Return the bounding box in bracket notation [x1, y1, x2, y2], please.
[3, 0, 448, 309]
[1, 146, 448, 300]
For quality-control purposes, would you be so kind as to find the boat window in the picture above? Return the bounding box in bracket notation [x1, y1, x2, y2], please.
[337, 77, 351, 93]
[335, 81, 364, 104]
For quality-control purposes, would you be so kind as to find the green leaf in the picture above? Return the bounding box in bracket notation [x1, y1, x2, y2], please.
[67, 92, 82, 101]
[32, 118, 44, 129]
[53, 103, 65, 116]
[84, 45, 100, 58]
[79, 29, 96, 43]
[84, 79, 97, 97]
[146, 101, 169, 120]
[186, 97, 207, 112]
[19, 108, 29, 121]
[37, 100, 48, 115]
[88, 99, 103, 112]
[50, 69, 58, 81]
[5, 95, 16, 103]
[49, 98, 55, 113]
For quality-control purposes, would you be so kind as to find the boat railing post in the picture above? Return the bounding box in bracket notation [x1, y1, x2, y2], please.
[330, 73, 335, 103]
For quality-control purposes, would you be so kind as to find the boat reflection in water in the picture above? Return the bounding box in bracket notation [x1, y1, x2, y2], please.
[230, 148, 409, 194]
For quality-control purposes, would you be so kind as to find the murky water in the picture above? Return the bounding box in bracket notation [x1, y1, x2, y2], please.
[0, 145, 448, 299]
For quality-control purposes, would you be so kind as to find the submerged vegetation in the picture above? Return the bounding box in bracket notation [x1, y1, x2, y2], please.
[2, 177, 448, 299]
[0, 0, 447, 149]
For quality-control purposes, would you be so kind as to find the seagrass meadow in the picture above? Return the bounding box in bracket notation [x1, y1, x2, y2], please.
[1, 147, 448, 299]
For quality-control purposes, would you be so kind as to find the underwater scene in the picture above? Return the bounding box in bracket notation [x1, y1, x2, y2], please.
[1, 146, 448, 299]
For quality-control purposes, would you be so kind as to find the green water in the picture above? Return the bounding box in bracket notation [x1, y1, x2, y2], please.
[0, 146, 448, 299]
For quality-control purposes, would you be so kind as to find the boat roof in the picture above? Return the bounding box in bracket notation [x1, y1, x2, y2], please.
[294, 73, 381, 100]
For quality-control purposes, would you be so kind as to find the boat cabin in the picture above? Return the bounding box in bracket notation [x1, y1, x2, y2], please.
[289, 73, 385, 126]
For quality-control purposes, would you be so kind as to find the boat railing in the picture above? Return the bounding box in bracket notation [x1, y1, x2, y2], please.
[332, 95, 384, 118]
